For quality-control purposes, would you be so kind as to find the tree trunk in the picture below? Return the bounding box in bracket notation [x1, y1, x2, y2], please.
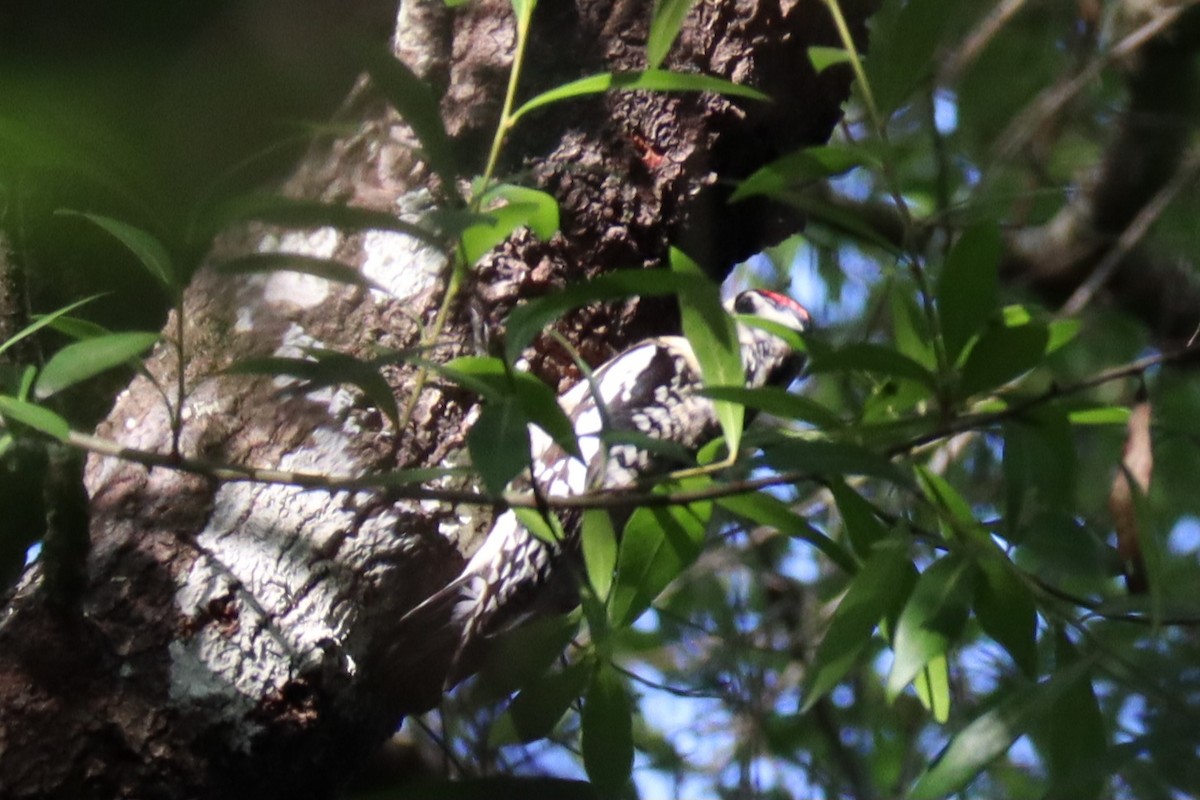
[0, 1, 874, 796]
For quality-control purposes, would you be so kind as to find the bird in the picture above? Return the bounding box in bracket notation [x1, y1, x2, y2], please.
[402, 288, 811, 680]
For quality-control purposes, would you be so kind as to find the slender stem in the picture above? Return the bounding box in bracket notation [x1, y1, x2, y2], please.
[393, 7, 533, 447]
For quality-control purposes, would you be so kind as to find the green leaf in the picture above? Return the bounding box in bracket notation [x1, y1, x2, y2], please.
[0, 295, 103, 359]
[512, 69, 769, 122]
[1038, 635, 1107, 799]
[808, 46, 852, 73]
[731, 145, 874, 203]
[38, 315, 110, 342]
[647, 0, 697, 70]
[481, 184, 560, 240]
[206, 195, 443, 248]
[764, 438, 909, 485]
[915, 466, 977, 533]
[609, 485, 711, 627]
[224, 350, 401, 427]
[973, 557, 1038, 677]
[505, 270, 692, 362]
[829, 480, 890, 558]
[1067, 406, 1130, 425]
[890, 285, 936, 369]
[460, 184, 560, 265]
[909, 659, 1094, 799]
[699, 386, 843, 429]
[476, 614, 581, 701]
[582, 509, 618, 601]
[58, 211, 176, 297]
[1046, 318, 1082, 354]
[0, 396, 70, 440]
[802, 540, 916, 711]
[362, 48, 460, 199]
[582, 663, 634, 798]
[959, 321, 1049, 398]
[513, 507, 567, 547]
[937, 221, 1000, 363]
[886, 554, 976, 701]
[35, 332, 159, 399]
[470, 398, 531, 493]
[913, 654, 952, 723]
[498, 660, 593, 745]
[717, 491, 856, 573]
[864, 0, 955, 117]
[671, 248, 744, 454]
[214, 253, 386, 293]
[807, 341, 938, 391]
[442, 356, 579, 459]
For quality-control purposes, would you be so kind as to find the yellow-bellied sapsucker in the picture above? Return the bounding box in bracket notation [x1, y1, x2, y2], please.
[408, 289, 811, 673]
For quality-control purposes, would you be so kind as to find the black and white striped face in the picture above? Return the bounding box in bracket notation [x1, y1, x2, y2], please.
[730, 289, 811, 389]
[731, 289, 811, 332]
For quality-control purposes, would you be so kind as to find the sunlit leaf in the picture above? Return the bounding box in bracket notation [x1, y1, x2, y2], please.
[0, 295, 102, 359]
[647, 0, 697, 70]
[802, 540, 916, 711]
[35, 332, 159, 399]
[582, 509, 618, 601]
[582, 663, 633, 798]
[671, 248, 743, 454]
[808, 46, 852, 73]
[913, 654, 952, 723]
[512, 69, 769, 122]
[0, 396, 70, 441]
[886, 554, 976, 701]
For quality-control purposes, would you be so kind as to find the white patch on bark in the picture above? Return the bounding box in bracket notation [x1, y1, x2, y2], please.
[362, 191, 447, 300]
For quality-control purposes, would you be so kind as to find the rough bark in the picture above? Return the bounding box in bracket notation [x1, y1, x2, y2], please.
[0, 1, 875, 797]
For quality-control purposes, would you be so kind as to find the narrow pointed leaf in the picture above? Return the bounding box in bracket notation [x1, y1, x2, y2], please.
[58, 211, 176, 296]
[671, 248, 744, 453]
[497, 660, 593, 745]
[35, 332, 159, 399]
[215, 253, 385, 292]
[886, 555, 976, 701]
[937, 221, 1000, 363]
[717, 491, 856, 573]
[582, 664, 634, 798]
[0, 396, 70, 441]
[647, 0, 697, 69]
[362, 48, 460, 198]
[582, 509, 618, 601]
[731, 145, 874, 203]
[700, 386, 843, 429]
[512, 69, 769, 122]
[0, 295, 102, 359]
[504, 270, 692, 362]
[959, 322, 1049, 397]
[470, 398, 532, 493]
[802, 540, 916, 711]
[909, 659, 1094, 799]
[829, 480, 890, 558]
